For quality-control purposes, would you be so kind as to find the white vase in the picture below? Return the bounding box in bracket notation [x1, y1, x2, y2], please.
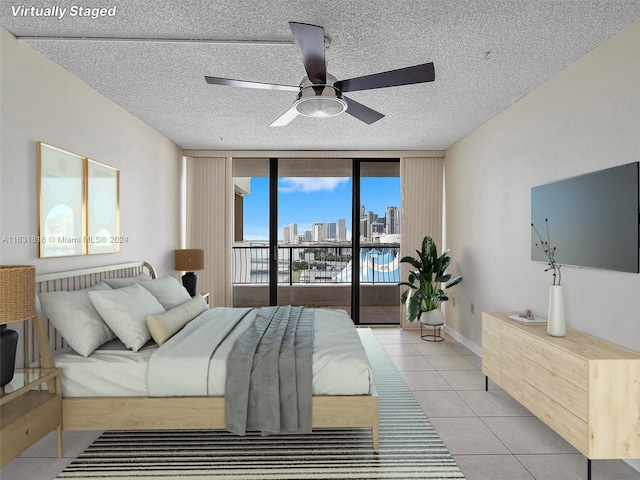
[420, 308, 444, 326]
[547, 285, 566, 337]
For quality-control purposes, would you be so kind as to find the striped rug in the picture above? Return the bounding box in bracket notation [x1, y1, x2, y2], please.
[57, 329, 465, 479]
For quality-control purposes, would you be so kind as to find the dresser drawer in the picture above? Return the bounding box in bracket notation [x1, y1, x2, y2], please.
[523, 358, 587, 421]
[1, 392, 61, 466]
[522, 382, 588, 455]
[482, 314, 501, 354]
[523, 338, 588, 390]
[500, 325, 523, 399]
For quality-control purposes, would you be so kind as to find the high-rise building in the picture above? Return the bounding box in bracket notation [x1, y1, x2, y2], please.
[366, 211, 377, 239]
[360, 218, 369, 241]
[323, 222, 337, 240]
[386, 206, 400, 234]
[337, 219, 347, 241]
[283, 222, 298, 243]
[312, 222, 323, 242]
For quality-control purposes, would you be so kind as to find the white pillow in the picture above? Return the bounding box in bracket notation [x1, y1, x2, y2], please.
[38, 281, 115, 357]
[103, 272, 152, 288]
[139, 276, 191, 310]
[88, 283, 165, 351]
[146, 294, 208, 346]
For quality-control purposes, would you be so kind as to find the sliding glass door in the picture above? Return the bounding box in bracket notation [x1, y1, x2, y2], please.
[357, 160, 401, 325]
[231, 157, 400, 325]
[231, 158, 270, 307]
[277, 158, 352, 313]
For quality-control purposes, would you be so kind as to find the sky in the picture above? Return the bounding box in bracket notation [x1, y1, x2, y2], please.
[242, 176, 400, 241]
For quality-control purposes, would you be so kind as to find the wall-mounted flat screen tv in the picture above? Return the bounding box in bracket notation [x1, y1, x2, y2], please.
[531, 162, 639, 273]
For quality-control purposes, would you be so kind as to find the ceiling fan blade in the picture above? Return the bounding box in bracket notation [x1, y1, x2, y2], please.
[343, 96, 385, 125]
[205, 76, 299, 92]
[335, 62, 435, 93]
[289, 22, 326, 84]
[269, 106, 299, 127]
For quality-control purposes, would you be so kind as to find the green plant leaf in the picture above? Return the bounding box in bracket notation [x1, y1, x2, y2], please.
[445, 276, 462, 289]
[400, 256, 422, 270]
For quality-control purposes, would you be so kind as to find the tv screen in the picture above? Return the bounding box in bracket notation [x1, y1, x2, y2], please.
[531, 162, 639, 273]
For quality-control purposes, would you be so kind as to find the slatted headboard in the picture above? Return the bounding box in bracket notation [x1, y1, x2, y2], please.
[24, 261, 157, 368]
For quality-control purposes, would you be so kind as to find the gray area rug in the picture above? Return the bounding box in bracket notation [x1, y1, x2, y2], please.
[57, 328, 465, 479]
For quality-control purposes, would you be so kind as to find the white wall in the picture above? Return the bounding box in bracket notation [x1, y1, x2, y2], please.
[444, 18, 640, 353]
[0, 28, 183, 274]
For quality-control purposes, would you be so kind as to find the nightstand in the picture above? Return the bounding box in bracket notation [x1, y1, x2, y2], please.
[0, 368, 62, 466]
[200, 292, 210, 307]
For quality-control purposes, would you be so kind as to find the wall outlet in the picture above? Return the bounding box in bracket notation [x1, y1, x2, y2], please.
[470, 302, 475, 315]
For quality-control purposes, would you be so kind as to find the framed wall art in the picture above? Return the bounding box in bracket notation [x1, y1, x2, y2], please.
[38, 142, 86, 258]
[87, 159, 120, 254]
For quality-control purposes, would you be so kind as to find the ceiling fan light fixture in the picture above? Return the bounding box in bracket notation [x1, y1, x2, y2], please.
[294, 95, 347, 118]
[293, 74, 347, 118]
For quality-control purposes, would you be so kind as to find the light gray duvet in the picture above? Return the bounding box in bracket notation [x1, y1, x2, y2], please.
[225, 305, 314, 435]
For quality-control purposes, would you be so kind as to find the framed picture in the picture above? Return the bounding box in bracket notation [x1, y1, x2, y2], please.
[87, 159, 120, 254]
[38, 142, 86, 258]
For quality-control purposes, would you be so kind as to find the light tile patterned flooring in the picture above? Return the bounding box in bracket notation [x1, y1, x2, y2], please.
[2, 326, 640, 480]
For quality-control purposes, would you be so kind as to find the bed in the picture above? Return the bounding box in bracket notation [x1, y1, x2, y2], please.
[31, 261, 379, 450]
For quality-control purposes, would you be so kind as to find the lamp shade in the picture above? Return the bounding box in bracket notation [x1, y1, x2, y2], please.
[0, 265, 36, 325]
[175, 249, 204, 272]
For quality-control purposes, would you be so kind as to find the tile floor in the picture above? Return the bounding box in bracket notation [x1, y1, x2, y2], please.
[2, 326, 639, 480]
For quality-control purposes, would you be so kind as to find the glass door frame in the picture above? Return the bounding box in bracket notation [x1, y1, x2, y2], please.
[269, 158, 278, 305]
[259, 157, 399, 323]
[350, 158, 400, 324]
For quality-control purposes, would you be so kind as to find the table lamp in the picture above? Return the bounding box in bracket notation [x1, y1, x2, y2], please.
[174, 249, 204, 297]
[1, 265, 36, 387]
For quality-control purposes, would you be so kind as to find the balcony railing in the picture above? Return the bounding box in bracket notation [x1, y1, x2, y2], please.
[232, 243, 400, 285]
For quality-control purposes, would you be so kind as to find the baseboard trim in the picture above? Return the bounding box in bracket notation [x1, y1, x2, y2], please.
[442, 325, 482, 357]
[624, 459, 640, 474]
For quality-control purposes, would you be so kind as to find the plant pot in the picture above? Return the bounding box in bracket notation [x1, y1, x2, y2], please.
[420, 308, 444, 326]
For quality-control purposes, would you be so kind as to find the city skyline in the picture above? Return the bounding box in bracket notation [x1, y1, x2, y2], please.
[242, 176, 400, 242]
[283, 204, 400, 244]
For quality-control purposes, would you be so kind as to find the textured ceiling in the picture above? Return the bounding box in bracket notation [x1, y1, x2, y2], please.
[2, 1, 640, 150]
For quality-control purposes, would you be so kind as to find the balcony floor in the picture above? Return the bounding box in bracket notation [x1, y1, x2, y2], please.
[327, 305, 400, 325]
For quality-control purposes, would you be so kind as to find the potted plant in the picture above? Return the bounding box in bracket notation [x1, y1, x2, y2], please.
[399, 235, 462, 326]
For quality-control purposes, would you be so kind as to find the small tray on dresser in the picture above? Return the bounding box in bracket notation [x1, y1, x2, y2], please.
[509, 314, 547, 325]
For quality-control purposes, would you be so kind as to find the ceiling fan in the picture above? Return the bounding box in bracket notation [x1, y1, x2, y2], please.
[205, 22, 435, 127]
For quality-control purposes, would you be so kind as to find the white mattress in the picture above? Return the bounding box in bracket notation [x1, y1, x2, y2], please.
[54, 307, 372, 397]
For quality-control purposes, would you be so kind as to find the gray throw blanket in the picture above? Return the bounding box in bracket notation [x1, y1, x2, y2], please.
[225, 305, 314, 436]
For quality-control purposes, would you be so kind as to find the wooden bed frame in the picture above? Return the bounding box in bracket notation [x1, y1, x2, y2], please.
[32, 261, 379, 450]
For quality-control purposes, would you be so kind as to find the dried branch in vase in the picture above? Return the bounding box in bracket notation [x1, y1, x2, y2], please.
[531, 218, 562, 285]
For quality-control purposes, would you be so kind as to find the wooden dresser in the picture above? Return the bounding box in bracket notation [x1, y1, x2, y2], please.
[482, 312, 640, 462]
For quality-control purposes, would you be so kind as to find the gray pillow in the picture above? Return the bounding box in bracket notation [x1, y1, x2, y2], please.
[38, 281, 114, 357]
[139, 276, 191, 310]
[88, 283, 165, 351]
